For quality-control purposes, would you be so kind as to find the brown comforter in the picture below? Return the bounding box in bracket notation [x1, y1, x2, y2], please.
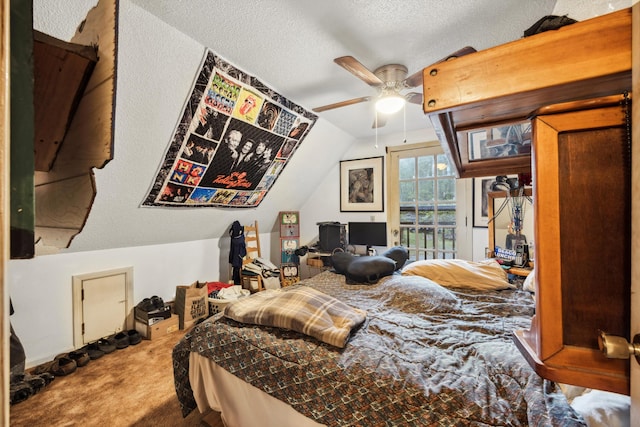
[173, 271, 585, 426]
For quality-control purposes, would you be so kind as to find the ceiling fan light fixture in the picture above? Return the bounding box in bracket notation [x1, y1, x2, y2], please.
[375, 93, 405, 114]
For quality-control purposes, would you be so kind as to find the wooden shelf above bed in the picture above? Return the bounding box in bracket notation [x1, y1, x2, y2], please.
[422, 8, 632, 178]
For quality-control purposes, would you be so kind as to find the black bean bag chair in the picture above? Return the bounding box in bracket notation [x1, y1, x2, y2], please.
[380, 246, 410, 271]
[331, 246, 409, 284]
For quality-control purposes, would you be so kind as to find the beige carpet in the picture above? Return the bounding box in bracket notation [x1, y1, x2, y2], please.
[10, 329, 223, 427]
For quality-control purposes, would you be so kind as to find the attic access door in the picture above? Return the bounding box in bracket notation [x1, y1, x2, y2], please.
[72, 267, 134, 347]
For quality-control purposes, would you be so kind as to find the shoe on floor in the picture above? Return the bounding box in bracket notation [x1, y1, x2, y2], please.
[22, 374, 46, 394]
[113, 332, 130, 349]
[50, 356, 77, 376]
[32, 362, 51, 376]
[68, 349, 90, 367]
[83, 342, 105, 360]
[32, 371, 55, 387]
[97, 337, 117, 354]
[9, 381, 33, 405]
[127, 329, 142, 345]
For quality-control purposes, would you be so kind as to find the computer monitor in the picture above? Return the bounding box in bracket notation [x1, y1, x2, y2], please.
[348, 222, 387, 249]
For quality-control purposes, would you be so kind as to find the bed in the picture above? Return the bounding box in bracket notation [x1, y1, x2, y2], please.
[173, 265, 588, 426]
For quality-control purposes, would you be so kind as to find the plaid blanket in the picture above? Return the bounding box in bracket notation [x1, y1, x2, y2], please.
[223, 286, 366, 348]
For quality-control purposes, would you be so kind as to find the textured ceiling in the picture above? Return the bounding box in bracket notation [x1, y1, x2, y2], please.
[130, 0, 558, 140]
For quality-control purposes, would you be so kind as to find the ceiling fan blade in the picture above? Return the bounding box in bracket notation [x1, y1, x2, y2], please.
[372, 115, 387, 129]
[334, 56, 384, 87]
[312, 96, 371, 113]
[405, 92, 423, 105]
[404, 46, 478, 88]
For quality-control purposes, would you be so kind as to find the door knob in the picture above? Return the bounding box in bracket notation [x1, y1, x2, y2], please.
[597, 330, 640, 364]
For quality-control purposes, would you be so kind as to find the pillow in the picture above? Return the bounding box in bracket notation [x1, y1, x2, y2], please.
[346, 256, 397, 284]
[382, 274, 460, 313]
[381, 246, 409, 270]
[523, 268, 536, 292]
[401, 258, 515, 290]
[570, 390, 630, 427]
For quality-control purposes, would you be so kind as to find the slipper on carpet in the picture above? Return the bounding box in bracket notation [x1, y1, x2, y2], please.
[9, 381, 33, 405]
[97, 337, 117, 354]
[32, 360, 55, 376]
[82, 342, 105, 360]
[22, 374, 46, 394]
[33, 371, 55, 387]
[50, 356, 77, 376]
[68, 349, 90, 367]
[127, 329, 142, 345]
[113, 332, 130, 349]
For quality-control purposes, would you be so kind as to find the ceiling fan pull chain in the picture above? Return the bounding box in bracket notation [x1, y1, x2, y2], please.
[374, 112, 379, 149]
[403, 104, 407, 143]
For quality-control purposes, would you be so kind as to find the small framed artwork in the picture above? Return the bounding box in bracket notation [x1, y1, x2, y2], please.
[473, 175, 517, 227]
[473, 177, 495, 228]
[279, 211, 299, 237]
[340, 156, 384, 212]
[281, 239, 299, 252]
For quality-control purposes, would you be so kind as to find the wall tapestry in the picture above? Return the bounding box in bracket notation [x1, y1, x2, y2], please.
[142, 49, 317, 208]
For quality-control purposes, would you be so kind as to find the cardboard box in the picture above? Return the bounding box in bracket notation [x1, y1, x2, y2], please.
[134, 305, 172, 325]
[135, 314, 179, 340]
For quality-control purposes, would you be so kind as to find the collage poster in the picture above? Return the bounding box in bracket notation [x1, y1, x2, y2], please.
[142, 49, 317, 208]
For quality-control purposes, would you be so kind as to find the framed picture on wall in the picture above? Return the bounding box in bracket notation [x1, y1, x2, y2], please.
[473, 177, 494, 228]
[340, 156, 384, 212]
[473, 175, 518, 227]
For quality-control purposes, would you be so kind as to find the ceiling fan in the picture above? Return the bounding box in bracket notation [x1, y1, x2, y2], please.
[312, 46, 477, 128]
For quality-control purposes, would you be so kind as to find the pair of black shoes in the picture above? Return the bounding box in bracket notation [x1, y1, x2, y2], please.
[112, 329, 142, 349]
[136, 295, 165, 312]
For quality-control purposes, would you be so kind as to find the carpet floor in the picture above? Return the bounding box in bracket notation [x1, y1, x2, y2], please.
[9, 329, 224, 427]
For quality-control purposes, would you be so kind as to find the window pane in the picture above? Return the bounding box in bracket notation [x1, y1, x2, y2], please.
[417, 227, 434, 250]
[417, 156, 434, 178]
[400, 207, 415, 225]
[437, 178, 456, 201]
[417, 180, 434, 202]
[418, 206, 434, 225]
[438, 208, 456, 226]
[399, 181, 415, 203]
[436, 154, 453, 177]
[437, 228, 457, 251]
[399, 158, 415, 180]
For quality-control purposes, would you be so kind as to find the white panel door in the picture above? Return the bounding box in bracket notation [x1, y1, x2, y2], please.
[81, 272, 127, 343]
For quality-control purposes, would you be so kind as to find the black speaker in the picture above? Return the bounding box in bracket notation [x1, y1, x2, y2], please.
[317, 222, 345, 252]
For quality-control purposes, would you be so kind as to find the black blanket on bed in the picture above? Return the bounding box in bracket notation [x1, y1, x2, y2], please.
[173, 271, 585, 426]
